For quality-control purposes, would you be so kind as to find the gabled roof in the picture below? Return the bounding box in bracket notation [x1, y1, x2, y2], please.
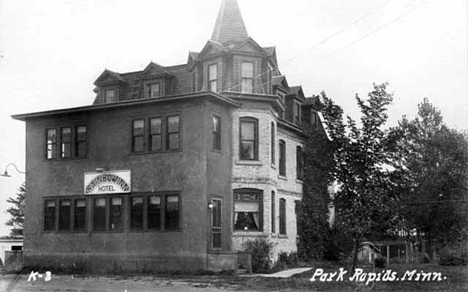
[288, 86, 306, 100]
[94, 69, 127, 86]
[187, 51, 200, 71]
[141, 62, 173, 78]
[230, 37, 268, 55]
[263, 46, 278, 67]
[198, 40, 229, 59]
[272, 75, 289, 89]
[211, 0, 249, 44]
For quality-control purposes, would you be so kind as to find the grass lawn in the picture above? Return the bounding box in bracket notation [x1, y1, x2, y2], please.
[212, 263, 468, 291]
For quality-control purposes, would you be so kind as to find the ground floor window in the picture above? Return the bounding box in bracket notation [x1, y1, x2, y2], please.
[234, 189, 262, 231]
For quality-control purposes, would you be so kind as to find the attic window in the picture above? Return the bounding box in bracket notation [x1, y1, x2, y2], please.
[241, 62, 254, 93]
[208, 64, 218, 92]
[105, 89, 116, 103]
[146, 83, 161, 98]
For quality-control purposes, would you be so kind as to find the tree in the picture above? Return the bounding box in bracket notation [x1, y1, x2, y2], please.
[320, 83, 402, 270]
[5, 182, 25, 236]
[393, 99, 468, 255]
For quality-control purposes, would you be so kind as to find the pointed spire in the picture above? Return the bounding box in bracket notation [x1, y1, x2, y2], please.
[211, 0, 249, 44]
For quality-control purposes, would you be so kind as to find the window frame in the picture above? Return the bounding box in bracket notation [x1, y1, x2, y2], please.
[104, 89, 117, 103]
[271, 191, 276, 234]
[241, 61, 254, 93]
[279, 198, 286, 235]
[166, 115, 180, 151]
[43, 197, 88, 233]
[146, 82, 161, 99]
[271, 122, 275, 165]
[212, 115, 221, 151]
[74, 125, 87, 158]
[233, 189, 263, 232]
[208, 63, 218, 92]
[296, 146, 304, 181]
[239, 117, 259, 161]
[149, 117, 163, 152]
[46, 128, 57, 160]
[60, 127, 72, 158]
[293, 102, 301, 125]
[132, 119, 146, 153]
[279, 140, 286, 176]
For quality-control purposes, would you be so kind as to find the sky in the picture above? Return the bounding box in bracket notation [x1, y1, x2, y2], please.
[0, 0, 466, 236]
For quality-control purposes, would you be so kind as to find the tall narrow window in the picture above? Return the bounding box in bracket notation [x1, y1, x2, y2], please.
[192, 72, 198, 92]
[75, 126, 87, 158]
[208, 64, 218, 92]
[241, 62, 254, 93]
[148, 196, 162, 230]
[149, 118, 162, 152]
[311, 110, 318, 130]
[296, 146, 303, 180]
[105, 89, 116, 103]
[165, 195, 179, 230]
[279, 198, 286, 235]
[58, 199, 71, 230]
[234, 189, 262, 231]
[110, 197, 123, 231]
[294, 102, 301, 125]
[271, 123, 275, 165]
[279, 140, 286, 176]
[167, 115, 180, 150]
[271, 191, 276, 233]
[46, 129, 57, 159]
[132, 120, 145, 153]
[60, 127, 71, 158]
[239, 118, 258, 160]
[44, 200, 56, 231]
[146, 83, 161, 98]
[130, 197, 144, 230]
[212, 115, 221, 150]
[93, 198, 106, 231]
[74, 199, 86, 231]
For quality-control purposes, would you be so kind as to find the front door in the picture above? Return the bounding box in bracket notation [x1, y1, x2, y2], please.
[211, 199, 222, 249]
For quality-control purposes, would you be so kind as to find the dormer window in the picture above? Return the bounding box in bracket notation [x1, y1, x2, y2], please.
[208, 64, 218, 92]
[294, 102, 301, 125]
[105, 89, 116, 103]
[241, 62, 254, 93]
[146, 83, 161, 98]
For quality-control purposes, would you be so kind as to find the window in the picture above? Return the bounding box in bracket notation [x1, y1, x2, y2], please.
[296, 146, 303, 180]
[150, 118, 162, 152]
[212, 115, 221, 150]
[148, 196, 162, 230]
[130, 197, 144, 230]
[241, 62, 254, 93]
[279, 140, 286, 176]
[271, 191, 276, 233]
[212, 199, 222, 248]
[61, 127, 71, 158]
[234, 189, 262, 231]
[105, 89, 116, 103]
[93, 198, 106, 231]
[311, 110, 319, 130]
[75, 126, 87, 158]
[44, 200, 56, 231]
[167, 115, 180, 150]
[271, 123, 275, 165]
[132, 120, 145, 153]
[74, 199, 86, 231]
[165, 195, 180, 230]
[239, 118, 258, 160]
[46, 129, 57, 159]
[294, 102, 301, 125]
[110, 197, 123, 231]
[208, 64, 218, 92]
[58, 199, 71, 230]
[279, 198, 286, 235]
[146, 83, 161, 98]
[192, 72, 198, 92]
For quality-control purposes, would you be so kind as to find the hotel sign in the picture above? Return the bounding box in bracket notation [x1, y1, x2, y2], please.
[84, 170, 131, 195]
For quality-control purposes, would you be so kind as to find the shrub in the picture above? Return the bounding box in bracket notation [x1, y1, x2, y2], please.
[439, 242, 468, 266]
[244, 238, 274, 273]
[374, 257, 386, 268]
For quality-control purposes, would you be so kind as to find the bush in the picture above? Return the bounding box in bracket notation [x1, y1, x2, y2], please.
[374, 257, 386, 268]
[244, 238, 274, 273]
[438, 242, 468, 266]
[273, 251, 299, 271]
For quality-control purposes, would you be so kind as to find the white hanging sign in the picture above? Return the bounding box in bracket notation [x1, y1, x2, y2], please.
[84, 170, 131, 195]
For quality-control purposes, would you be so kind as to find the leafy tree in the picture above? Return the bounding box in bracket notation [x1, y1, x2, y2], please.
[5, 182, 25, 236]
[319, 83, 402, 270]
[393, 99, 468, 255]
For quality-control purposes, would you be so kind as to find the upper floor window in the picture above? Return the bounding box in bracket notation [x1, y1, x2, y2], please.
[271, 191, 276, 234]
[192, 72, 198, 92]
[311, 110, 319, 130]
[239, 117, 258, 160]
[105, 89, 116, 103]
[279, 198, 286, 235]
[61, 127, 71, 158]
[150, 118, 163, 152]
[212, 115, 221, 150]
[47, 126, 87, 160]
[208, 64, 218, 92]
[241, 62, 254, 93]
[271, 123, 275, 165]
[294, 102, 301, 125]
[167, 115, 180, 150]
[46, 129, 57, 159]
[234, 189, 262, 231]
[132, 119, 145, 153]
[279, 140, 286, 176]
[296, 146, 303, 180]
[146, 83, 161, 98]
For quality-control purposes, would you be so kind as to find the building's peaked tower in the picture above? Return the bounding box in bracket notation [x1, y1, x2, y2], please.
[211, 0, 248, 44]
